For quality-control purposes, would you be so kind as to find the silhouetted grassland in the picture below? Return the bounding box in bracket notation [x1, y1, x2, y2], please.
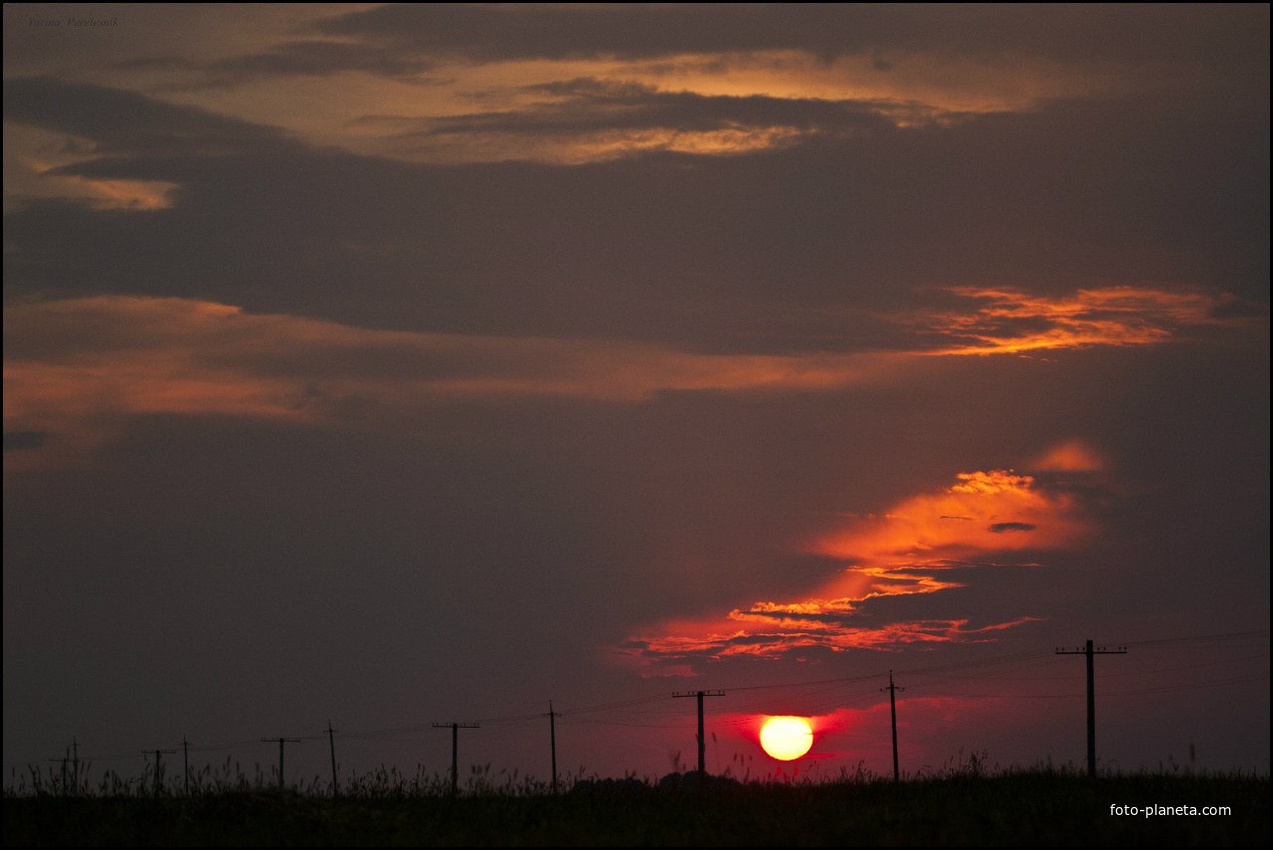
[5, 762, 1268, 846]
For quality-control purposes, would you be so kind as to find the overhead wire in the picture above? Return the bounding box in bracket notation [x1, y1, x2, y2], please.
[28, 628, 1269, 773]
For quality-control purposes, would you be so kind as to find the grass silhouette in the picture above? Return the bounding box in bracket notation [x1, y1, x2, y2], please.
[5, 754, 1267, 846]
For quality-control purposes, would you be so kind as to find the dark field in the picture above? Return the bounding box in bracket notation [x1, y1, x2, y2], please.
[4, 771, 1268, 846]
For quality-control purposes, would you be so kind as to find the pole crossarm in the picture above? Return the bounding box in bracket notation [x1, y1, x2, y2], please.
[672, 690, 726, 776]
[143, 748, 178, 796]
[432, 723, 480, 796]
[1056, 645, 1127, 655]
[1055, 638, 1128, 777]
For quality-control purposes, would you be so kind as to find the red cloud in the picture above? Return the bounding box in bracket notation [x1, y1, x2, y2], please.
[618, 460, 1100, 670]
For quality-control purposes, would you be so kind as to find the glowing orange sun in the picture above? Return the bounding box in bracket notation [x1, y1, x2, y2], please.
[759, 716, 814, 761]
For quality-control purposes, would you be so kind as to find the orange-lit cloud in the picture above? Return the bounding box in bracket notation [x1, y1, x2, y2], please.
[814, 469, 1093, 565]
[7, 285, 1233, 476]
[88, 11, 1220, 166]
[4, 295, 906, 470]
[620, 617, 1045, 667]
[22, 160, 178, 210]
[921, 286, 1256, 356]
[617, 458, 1101, 670]
[1033, 438, 1105, 473]
[353, 76, 957, 164]
[6, 288, 1223, 475]
[4, 125, 177, 210]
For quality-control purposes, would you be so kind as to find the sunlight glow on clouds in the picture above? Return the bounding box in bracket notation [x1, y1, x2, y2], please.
[1032, 439, 1105, 473]
[923, 286, 1253, 356]
[4, 125, 178, 210]
[813, 469, 1094, 564]
[138, 8, 1221, 166]
[617, 459, 1101, 671]
[3, 295, 903, 469]
[5, 285, 1239, 473]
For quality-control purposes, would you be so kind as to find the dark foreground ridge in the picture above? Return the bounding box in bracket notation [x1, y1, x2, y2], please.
[4, 772, 1268, 846]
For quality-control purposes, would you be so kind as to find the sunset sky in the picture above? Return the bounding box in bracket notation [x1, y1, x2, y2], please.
[4, 4, 1268, 788]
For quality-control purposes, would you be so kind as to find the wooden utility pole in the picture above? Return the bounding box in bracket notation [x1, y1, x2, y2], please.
[182, 735, 191, 796]
[672, 690, 725, 776]
[881, 671, 905, 782]
[261, 737, 302, 790]
[49, 748, 71, 797]
[545, 702, 560, 794]
[432, 722, 479, 796]
[326, 721, 339, 796]
[145, 748, 177, 796]
[1056, 639, 1127, 777]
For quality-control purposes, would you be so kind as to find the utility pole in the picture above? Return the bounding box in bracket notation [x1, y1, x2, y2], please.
[432, 722, 479, 796]
[881, 671, 905, 782]
[326, 721, 339, 797]
[261, 737, 302, 790]
[182, 735, 190, 796]
[545, 701, 560, 794]
[1056, 639, 1127, 777]
[145, 748, 177, 797]
[672, 690, 725, 777]
[49, 748, 71, 797]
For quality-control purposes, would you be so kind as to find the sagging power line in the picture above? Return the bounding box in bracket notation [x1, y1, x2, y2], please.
[19, 629, 1261, 792]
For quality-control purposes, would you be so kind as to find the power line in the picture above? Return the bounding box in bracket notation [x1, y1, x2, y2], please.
[18, 628, 1266, 788]
[1122, 629, 1268, 649]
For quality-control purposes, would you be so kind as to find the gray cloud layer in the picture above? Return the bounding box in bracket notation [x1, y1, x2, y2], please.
[6, 75, 1267, 356]
[316, 4, 1269, 65]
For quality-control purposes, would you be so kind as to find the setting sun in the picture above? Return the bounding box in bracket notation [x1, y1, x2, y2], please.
[759, 716, 814, 761]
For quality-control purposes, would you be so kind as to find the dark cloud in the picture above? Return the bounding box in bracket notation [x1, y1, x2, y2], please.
[5, 78, 1266, 358]
[3, 431, 47, 452]
[58, 5, 1250, 101]
[207, 39, 437, 82]
[382, 78, 905, 139]
[315, 4, 1268, 66]
[2, 76, 291, 157]
[989, 522, 1037, 534]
